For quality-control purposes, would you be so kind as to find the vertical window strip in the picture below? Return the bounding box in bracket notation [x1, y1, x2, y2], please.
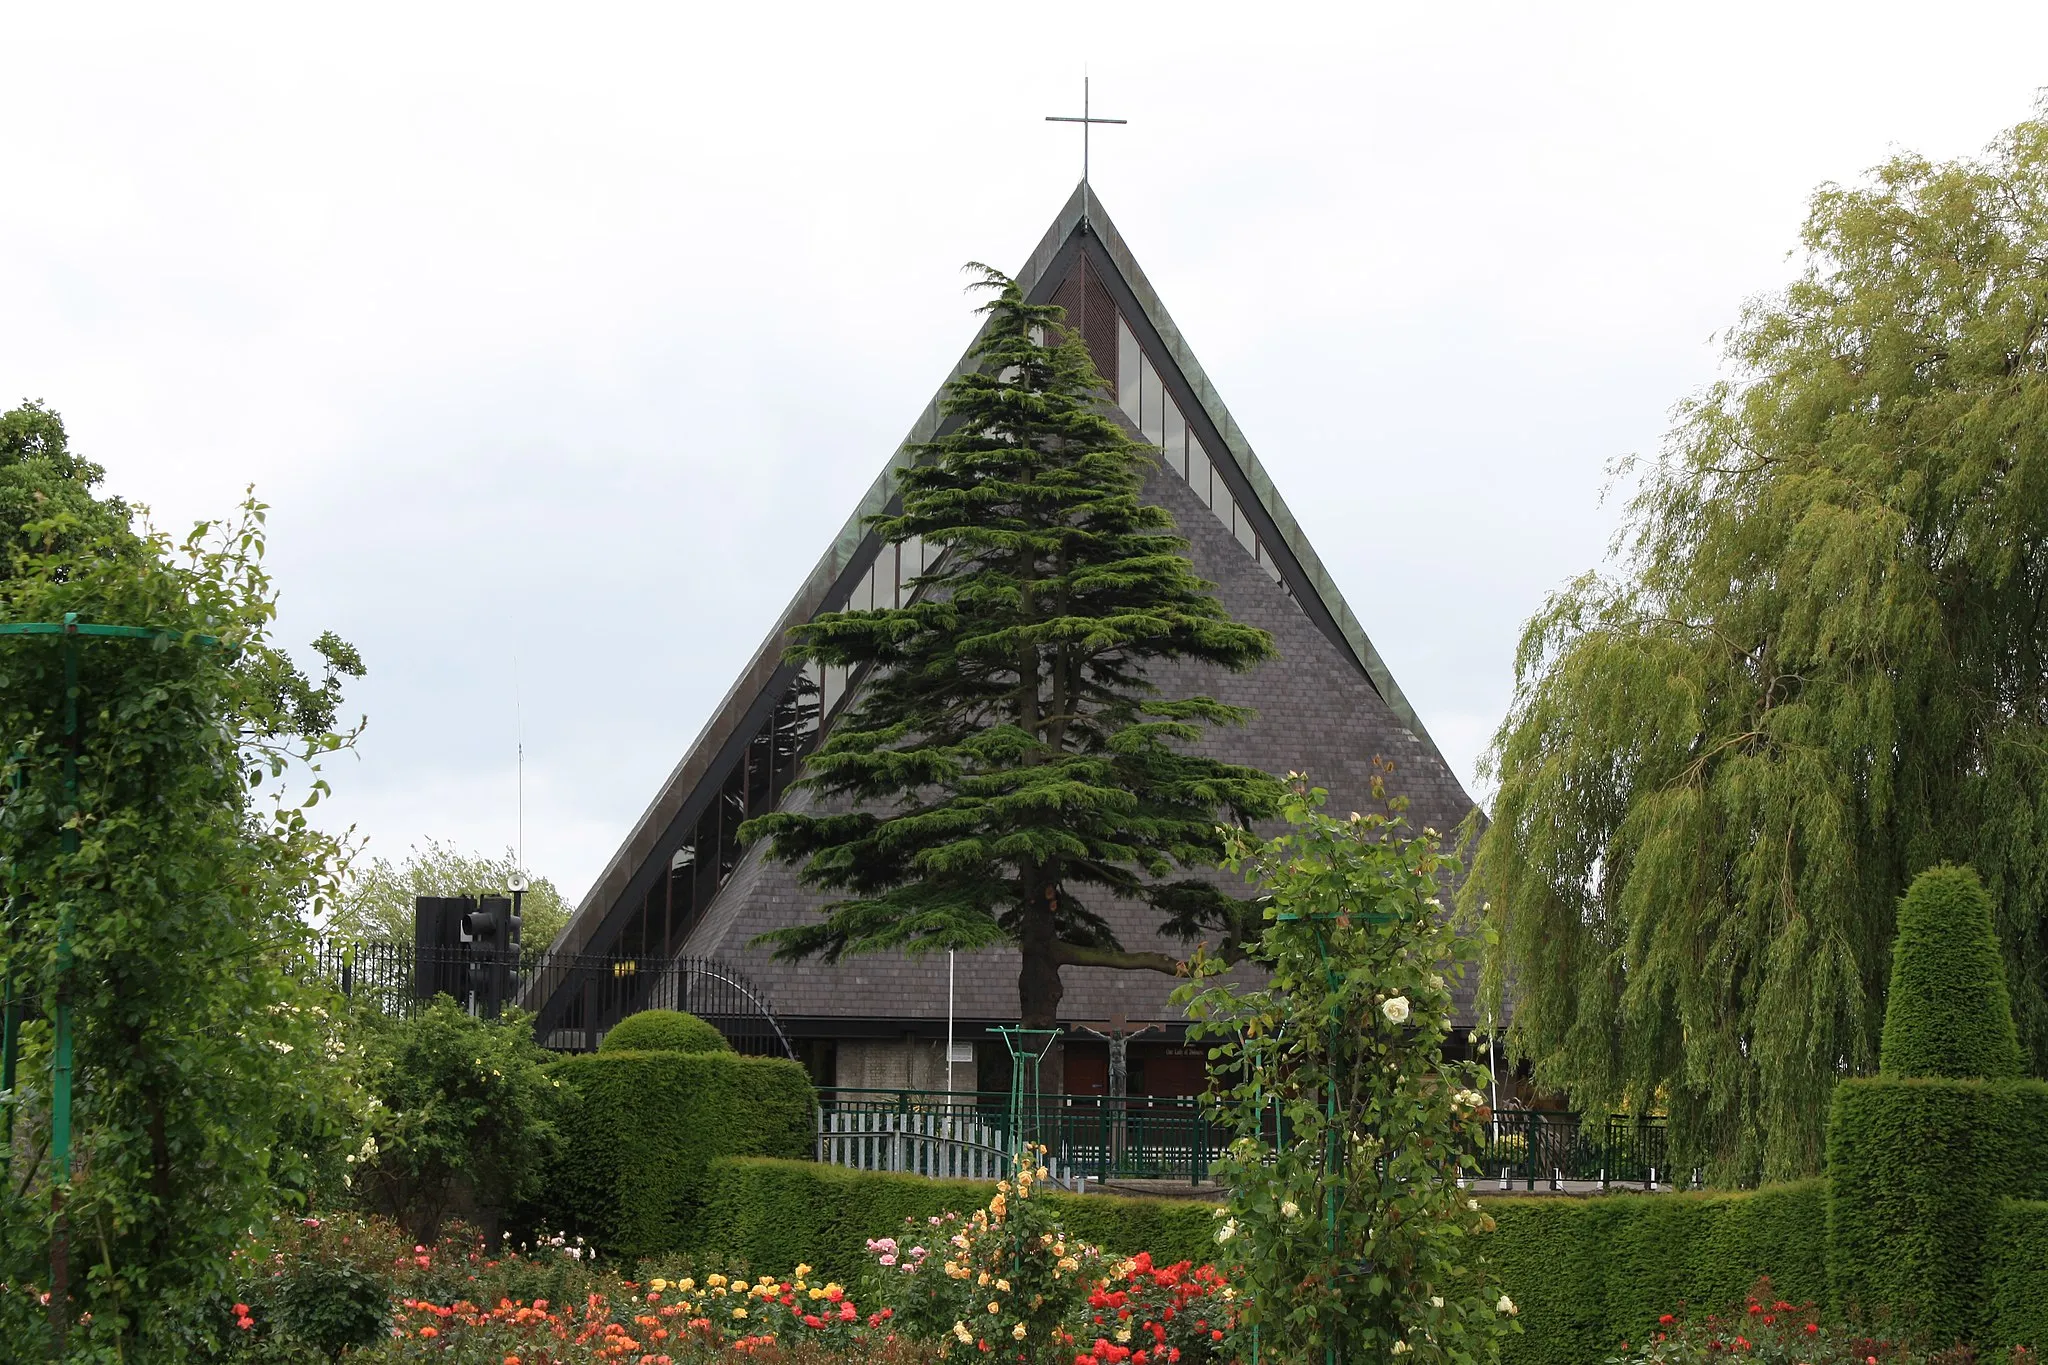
[1118, 318, 1141, 418]
[1140, 356, 1166, 448]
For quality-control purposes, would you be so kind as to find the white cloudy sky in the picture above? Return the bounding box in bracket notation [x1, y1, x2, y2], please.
[3, 3, 2044, 907]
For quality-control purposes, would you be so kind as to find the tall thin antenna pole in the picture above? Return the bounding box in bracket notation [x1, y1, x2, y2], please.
[947, 950, 956, 1095]
[514, 654, 525, 875]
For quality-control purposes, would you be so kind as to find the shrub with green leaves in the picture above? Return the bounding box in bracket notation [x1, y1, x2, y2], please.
[539, 1049, 814, 1258]
[1879, 865, 2022, 1080]
[0, 403, 367, 1358]
[1179, 773, 1517, 1365]
[352, 998, 565, 1240]
[599, 1009, 731, 1055]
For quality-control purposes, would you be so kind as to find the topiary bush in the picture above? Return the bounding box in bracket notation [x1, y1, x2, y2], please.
[1824, 1075, 2048, 1346]
[536, 1050, 813, 1258]
[1879, 865, 2022, 1080]
[598, 1008, 731, 1055]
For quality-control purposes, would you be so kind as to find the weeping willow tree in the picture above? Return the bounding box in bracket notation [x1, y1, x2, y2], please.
[1468, 104, 2048, 1185]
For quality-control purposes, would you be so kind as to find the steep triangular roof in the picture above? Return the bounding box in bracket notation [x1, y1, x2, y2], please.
[545, 185, 1476, 1029]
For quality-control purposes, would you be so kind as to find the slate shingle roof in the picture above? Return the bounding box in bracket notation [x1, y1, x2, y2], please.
[548, 184, 1484, 1034]
[678, 455, 1481, 1028]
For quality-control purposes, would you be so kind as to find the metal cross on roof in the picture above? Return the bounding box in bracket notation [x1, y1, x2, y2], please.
[1045, 76, 1126, 202]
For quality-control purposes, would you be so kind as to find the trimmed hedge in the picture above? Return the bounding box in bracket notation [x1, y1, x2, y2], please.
[538, 1051, 814, 1258]
[599, 1009, 731, 1055]
[1879, 866, 2022, 1080]
[697, 1158, 1218, 1284]
[1985, 1200, 2048, 1350]
[1826, 1076, 2048, 1345]
[1486, 1181, 1827, 1365]
[696, 1156, 1834, 1365]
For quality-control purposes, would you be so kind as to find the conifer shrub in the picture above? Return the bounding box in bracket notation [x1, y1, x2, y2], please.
[1985, 1198, 2048, 1350]
[598, 1008, 731, 1055]
[537, 1050, 813, 1258]
[1879, 865, 2022, 1080]
[1825, 1075, 2048, 1346]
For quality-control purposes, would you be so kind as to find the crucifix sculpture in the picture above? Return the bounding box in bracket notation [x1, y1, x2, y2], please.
[1045, 76, 1127, 207]
[1071, 1007, 1159, 1176]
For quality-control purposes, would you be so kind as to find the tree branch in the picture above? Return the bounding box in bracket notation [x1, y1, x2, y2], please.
[1053, 941, 1183, 974]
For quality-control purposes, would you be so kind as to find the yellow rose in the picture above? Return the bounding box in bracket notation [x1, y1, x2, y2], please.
[1013, 1324, 1028, 1341]
[988, 1302, 1002, 1315]
[795, 1264, 812, 1277]
[995, 1279, 1010, 1293]
[732, 1307, 748, 1320]
[650, 1279, 669, 1292]
[680, 1278, 696, 1292]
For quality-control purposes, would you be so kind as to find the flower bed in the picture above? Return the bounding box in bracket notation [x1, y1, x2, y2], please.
[208, 1150, 1242, 1364]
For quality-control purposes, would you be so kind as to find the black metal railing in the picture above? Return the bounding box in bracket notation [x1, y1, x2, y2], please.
[1476, 1110, 1670, 1190]
[311, 940, 796, 1060]
[816, 1088, 1223, 1186]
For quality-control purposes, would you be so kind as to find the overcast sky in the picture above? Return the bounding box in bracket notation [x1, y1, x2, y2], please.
[4, 3, 2045, 907]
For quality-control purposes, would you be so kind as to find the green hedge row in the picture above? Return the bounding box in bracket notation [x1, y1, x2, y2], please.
[696, 1155, 1833, 1365]
[1486, 1181, 1828, 1365]
[536, 1051, 815, 1258]
[1984, 1200, 2048, 1351]
[1826, 1076, 2048, 1344]
[697, 1158, 1219, 1284]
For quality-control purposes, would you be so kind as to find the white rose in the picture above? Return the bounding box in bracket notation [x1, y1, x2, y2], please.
[1430, 1296, 1444, 1308]
[1280, 1200, 1300, 1218]
[1382, 996, 1411, 1024]
[1498, 1295, 1518, 1316]
[1216, 1219, 1237, 1243]
[1391, 1341, 1411, 1355]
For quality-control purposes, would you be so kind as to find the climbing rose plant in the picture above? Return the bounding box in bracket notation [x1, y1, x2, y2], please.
[1178, 773, 1520, 1365]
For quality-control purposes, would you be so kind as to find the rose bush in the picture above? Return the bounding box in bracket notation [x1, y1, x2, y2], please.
[1602, 1280, 2030, 1365]
[1179, 775, 1516, 1365]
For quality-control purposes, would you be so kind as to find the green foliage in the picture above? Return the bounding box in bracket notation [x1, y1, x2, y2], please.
[538, 1050, 815, 1259]
[1467, 102, 2048, 1181]
[1984, 1198, 2048, 1351]
[0, 398, 135, 572]
[744, 267, 1280, 1027]
[329, 837, 571, 968]
[1825, 1076, 2048, 1346]
[1880, 866, 2022, 1079]
[0, 474, 364, 1356]
[697, 1157, 1218, 1287]
[1179, 777, 1514, 1365]
[1483, 1183, 1829, 1365]
[701, 1159, 997, 1283]
[599, 1009, 731, 1055]
[352, 998, 565, 1240]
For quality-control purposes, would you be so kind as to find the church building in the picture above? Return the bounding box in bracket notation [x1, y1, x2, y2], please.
[535, 185, 1481, 1097]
